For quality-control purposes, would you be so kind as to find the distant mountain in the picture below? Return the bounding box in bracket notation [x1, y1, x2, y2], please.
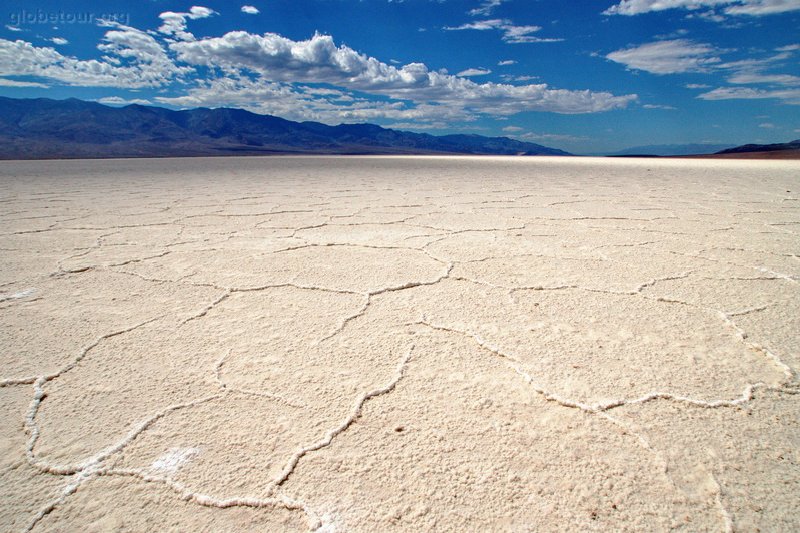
[0, 97, 570, 159]
[599, 143, 736, 157]
[715, 139, 800, 155]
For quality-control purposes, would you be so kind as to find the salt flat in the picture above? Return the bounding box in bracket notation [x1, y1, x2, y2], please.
[1, 156, 798, 532]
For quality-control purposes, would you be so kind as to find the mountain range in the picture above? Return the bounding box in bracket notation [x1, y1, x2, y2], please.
[714, 139, 800, 156]
[1, 97, 797, 160]
[0, 97, 570, 159]
[596, 143, 737, 157]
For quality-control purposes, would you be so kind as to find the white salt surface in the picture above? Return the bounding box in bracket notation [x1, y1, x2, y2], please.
[0, 156, 798, 532]
[150, 448, 200, 475]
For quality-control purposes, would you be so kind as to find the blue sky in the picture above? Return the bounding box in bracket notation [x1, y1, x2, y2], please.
[0, 0, 798, 153]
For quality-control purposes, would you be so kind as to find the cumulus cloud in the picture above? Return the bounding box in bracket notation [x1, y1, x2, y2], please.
[158, 6, 217, 41]
[498, 59, 517, 65]
[444, 19, 563, 44]
[155, 77, 305, 116]
[97, 24, 193, 81]
[457, 67, 491, 76]
[604, 0, 800, 16]
[50, 37, 68, 45]
[168, 31, 634, 114]
[606, 39, 721, 74]
[0, 39, 147, 87]
[241, 5, 260, 15]
[0, 24, 190, 88]
[0, 15, 635, 123]
[154, 76, 471, 124]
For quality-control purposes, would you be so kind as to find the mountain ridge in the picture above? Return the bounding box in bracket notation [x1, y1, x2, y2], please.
[597, 143, 737, 157]
[0, 97, 571, 159]
[715, 139, 800, 155]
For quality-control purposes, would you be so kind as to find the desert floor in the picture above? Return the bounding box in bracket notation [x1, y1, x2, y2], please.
[1, 156, 798, 532]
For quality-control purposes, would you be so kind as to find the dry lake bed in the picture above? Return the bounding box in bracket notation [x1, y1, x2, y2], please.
[1, 156, 798, 532]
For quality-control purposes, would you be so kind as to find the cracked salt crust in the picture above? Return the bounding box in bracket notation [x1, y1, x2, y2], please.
[150, 447, 200, 475]
[0, 156, 798, 532]
[0, 287, 37, 300]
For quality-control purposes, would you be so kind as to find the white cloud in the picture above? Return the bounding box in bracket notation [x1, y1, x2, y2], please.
[50, 37, 68, 45]
[606, 39, 721, 74]
[0, 18, 635, 123]
[604, 0, 800, 16]
[725, 0, 800, 14]
[300, 86, 352, 98]
[609, 40, 799, 101]
[604, 0, 728, 15]
[158, 6, 217, 41]
[5, 25, 23, 32]
[0, 28, 189, 88]
[500, 74, 539, 82]
[643, 103, 677, 109]
[498, 59, 517, 66]
[502, 125, 523, 132]
[654, 29, 690, 39]
[693, 10, 728, 22]
[241, 5, 260, 15]
[469, 0, 506, 16]
[97, 96, 152, 106]
[169, 31, 634, 114]
[713, 48, 800, 89]
[519, 132, 587, 143]
[504, 25, 561, 44]
[457, 67, 491, 76]
[444, 19, 563, 44]
[384, 121, 450, 130]
[97, 25, 193, 82]
[447, 19, 509, 31]
[716, 51, 791, 71]
[0, 77, 48, 88]
[758, 122, 776, 128]
[697, 86, 800, 104]
[154, 76, 472, 124]
[728, 72, 800, 85]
